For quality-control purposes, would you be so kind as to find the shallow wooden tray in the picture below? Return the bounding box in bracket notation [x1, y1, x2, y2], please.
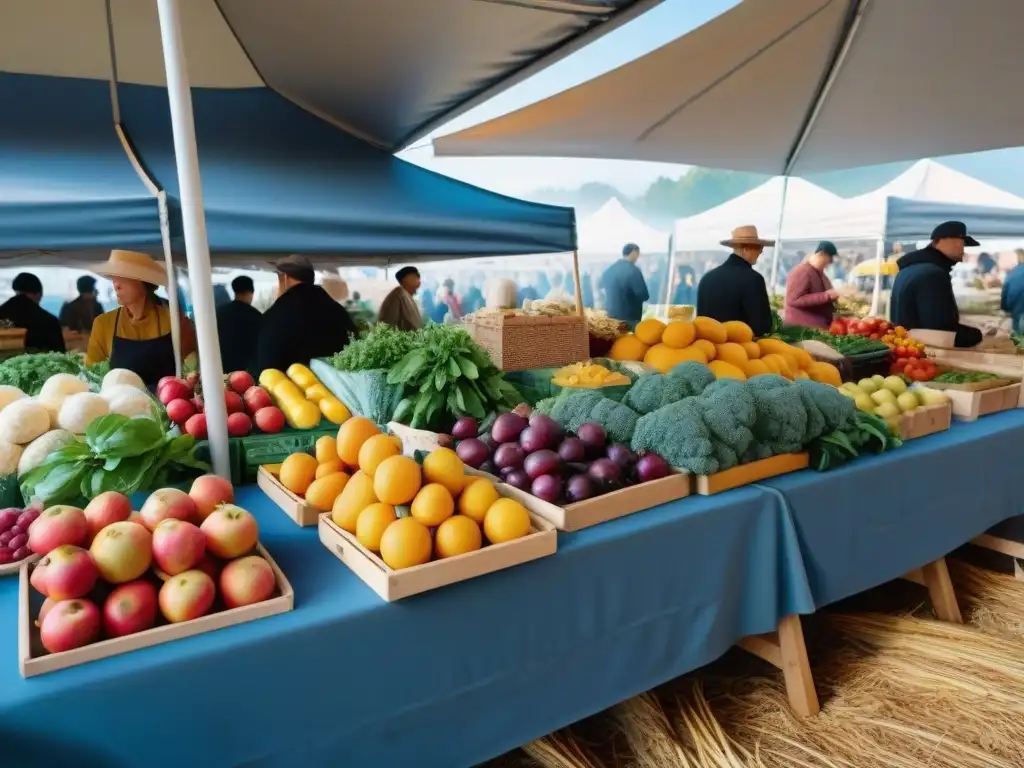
[318, 511, 556, 602]
[0, 553, 40, 577]
[898, 402, 952, 440]
[19, 542, 293, 678]
[925, 382, 1021, 421]
[695, 453, 809, 495]
[257, 464, 320, 527]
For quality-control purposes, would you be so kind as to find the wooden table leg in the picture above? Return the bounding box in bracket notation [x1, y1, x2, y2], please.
[902, 556, 963, 623]
[737, 614, 820, 717]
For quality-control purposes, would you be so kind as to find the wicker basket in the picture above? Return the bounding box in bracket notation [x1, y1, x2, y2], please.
[0, 329, 27, 352]
[464, 313, 589, 372]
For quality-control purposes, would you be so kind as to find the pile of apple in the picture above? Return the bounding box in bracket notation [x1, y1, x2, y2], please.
[158, 371, 286, 440]
[25, 475, 280, 655]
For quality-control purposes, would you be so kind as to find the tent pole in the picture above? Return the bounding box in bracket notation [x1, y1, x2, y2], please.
[663, 234, 675, 306]
[869, 239, 884, 317]
[156, 0, 229, 480]
[157, 192, 183, 377]
[768, 176, 790, 295]
[572, 250, 584, 315]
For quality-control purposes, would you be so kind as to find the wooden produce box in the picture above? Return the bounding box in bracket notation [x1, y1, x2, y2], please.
[19, 543, 294, 678]
[478, 471, 690, 532]
[898, 403, 952, 440]
[926, 347, 1024, 406]
[257, 464, 320, 527]
[464, 313, 589, 372]
[694, 453, 809, 496]
[318, 511, 556, 602]
[923, 382, 1021, 421]
[0, 328, 26, 352]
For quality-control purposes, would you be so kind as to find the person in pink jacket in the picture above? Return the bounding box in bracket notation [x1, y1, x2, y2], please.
[784, 241, 839, 328]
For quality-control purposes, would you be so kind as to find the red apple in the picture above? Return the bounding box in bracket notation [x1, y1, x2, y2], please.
[152, 519, 206, 576]
[30, 558, 51, 596]
[224, 391, 244, 414]
[185, 413, 207, 439]
[83, 491, 132, 541]
[243, 386, 272, 414]
[166, 398, 196, 426]
[40, 599, 101, 653]
[228, 371, 255, 395]
[36, 596, 57, 627]
[103, 581, 158, 637]
[40, 545, 98, 601]
[28, 505, 88, 555]
[159, 570, 215, 623]
[227, 412, 252, 437]
[139, 488, 197, 531]
[158, 379, 190, 405]
[189, 474, 234, 521]
[220, 555, 276, 608]
[89, 521, 152, 583]
[200, 505, 259, 559]
[254, 406, 285, 434]
[194, 553, 223, 582]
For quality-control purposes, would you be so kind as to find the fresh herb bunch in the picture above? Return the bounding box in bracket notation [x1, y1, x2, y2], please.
[329, 324, 418, 372]
[20, 414, 209, 506]
[0, 352, 106, 395]
[807, 410, 901, 471]
[931, 370, 1001, 384]
[387, 325, 520, 429]
[775, 325, 888, 356]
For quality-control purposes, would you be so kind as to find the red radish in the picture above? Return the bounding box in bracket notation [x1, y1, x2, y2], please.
[224, 391, 244, 414]
[184, 413, 208, 439]
[254, 406, 285, 434]
[227, 371, 255, 394]
[227, 412, 252, 437]
[158, 379, 190, 405]
[165, 398, 196, 426]
[157, 376, 179, 393]
[243, 386, 272, 414]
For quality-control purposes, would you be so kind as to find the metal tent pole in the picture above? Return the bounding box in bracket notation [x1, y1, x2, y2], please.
[157, 192, 183, 376]
[155, 0, 229, 479]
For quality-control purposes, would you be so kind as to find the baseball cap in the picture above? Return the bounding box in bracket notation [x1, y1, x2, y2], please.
[931, 221, 979, 247]
[272, 254, 315, 282]
[815, 241, 838, 258]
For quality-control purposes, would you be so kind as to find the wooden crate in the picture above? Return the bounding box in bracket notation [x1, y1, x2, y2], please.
[482, 471, 690, 532]
[926, 347, 1024, 406]
[695, 453, 809, 495]
[0, 328, 26, 352]
[898, 402, 952, 440]
[318, 510, 556, 602]
[925, 382, 1021, 421]
[464, 313, 589, 372]
[19, 542, 294, 677]
[257, 464, 320, 526]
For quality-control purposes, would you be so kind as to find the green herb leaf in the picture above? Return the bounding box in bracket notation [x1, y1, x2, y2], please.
[457, 356, 479, 380]
[387, 349, 429, 385]
[458, 381, 486, 419]
[393, 397, 415, 424]
[87, 415, 165, 459]
[434, 367, 448, 391]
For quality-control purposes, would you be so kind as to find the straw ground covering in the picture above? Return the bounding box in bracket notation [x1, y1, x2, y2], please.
[487, 557, 1024, 768]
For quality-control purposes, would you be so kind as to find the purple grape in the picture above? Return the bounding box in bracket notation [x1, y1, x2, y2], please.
[8, 524, 24, 537]
[0, 549, 12, 564]
[7, 533, 27, 551]
[0, 531, 11, 547]
[17, 509, 39, 528]
[0, 508, 18, 532]
[11, 546, 30, 561]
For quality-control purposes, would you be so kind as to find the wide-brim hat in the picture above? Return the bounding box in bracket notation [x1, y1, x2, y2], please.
[92, 250, 168, 287]
[720, 225, 775, 248]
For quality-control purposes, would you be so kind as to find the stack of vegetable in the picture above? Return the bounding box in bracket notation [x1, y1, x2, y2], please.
[776, 324, 890, 358]
[0, 352, 108, 395]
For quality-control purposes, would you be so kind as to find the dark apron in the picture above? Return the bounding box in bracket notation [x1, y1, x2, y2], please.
[108, 307, 176, 391]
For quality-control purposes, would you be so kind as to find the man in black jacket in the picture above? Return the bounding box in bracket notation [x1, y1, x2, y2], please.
[217, 276, 263, 373]
[0, 272, 65, 352]
[890, 221, 982, 348]
[255, 255, 356, 372]
[696, 225, 774, 336]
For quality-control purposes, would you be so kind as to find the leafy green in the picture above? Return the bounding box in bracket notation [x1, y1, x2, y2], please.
[0, 352, 107, 395]
[328, 324, 419, 372]
[20, 414, 210, 506]
[773, 325, 888, 356]
[807, 410, 902, 471]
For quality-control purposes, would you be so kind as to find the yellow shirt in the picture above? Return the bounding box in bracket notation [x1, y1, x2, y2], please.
[86, 304, 197, 366]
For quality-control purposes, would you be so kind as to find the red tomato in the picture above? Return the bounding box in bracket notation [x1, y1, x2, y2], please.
[869, 333, 881, 340]
[829, 322, 847, 336]
[907, 347, 921, 359]
[892, 358, 909, 372]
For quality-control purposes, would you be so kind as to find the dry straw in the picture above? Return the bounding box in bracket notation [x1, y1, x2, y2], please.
[948, 558, 1024, 638]
[523, 731, 606, 768]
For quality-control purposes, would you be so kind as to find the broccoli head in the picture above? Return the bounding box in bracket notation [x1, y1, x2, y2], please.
[545, 389, 639, 441]
[631, 397, 718, 475]
[590, 397, 640, 443]
[622, 373, 695, 414]
[746, 375, 808, 455]
[694, 379, 756, 465]
[794, 379, 857, 433]
[667, 362, 715, 397]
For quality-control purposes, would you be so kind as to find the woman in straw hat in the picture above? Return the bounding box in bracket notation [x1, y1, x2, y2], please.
[86, 250, 197, 388]
[695, 225, 775, 337]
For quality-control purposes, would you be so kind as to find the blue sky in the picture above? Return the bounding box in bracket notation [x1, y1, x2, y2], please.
[400, 0, 740, 196]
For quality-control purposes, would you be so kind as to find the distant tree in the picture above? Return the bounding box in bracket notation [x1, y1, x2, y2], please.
[643, 168, 766, 219]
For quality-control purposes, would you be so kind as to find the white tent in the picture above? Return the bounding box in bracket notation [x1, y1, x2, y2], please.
[672, 177, 841, 251]
[433, 0, 1024, 176]
[578, 198, 669, 254]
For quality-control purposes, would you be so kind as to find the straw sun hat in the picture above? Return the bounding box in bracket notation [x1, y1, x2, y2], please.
[720, 225, 776, 248]
[92, 250, 168, 287]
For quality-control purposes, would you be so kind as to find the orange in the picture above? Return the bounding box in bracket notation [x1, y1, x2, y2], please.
[373, 455, 422, 505]
[634, 318, 666, 346]
[714, 342, 748, 368]
[661, 321, 696, 349]
[278, 453, 318, 495]
[410, 483, 454, 527]
[379, 518, 433, 570]
[643, 344, 690, 374]
[336, 416, 381, 467]
[331, 470, 377, 532]
[483, 498, 532, 544]
[315, 436, 338, 465]
[607, 334, 649, 362]
[693, 317, 728, 344]
[457, 478, 500, 524]
[316, 460, 344, 479]
[305, 471, 351, 511]
[741, 341, 761, 360]
[355, 503, 397, 551]
[421, 448, 465, 496]
[742, 359, 770, 378]
[358, 433, 401, 476]
[722, 320, 754, 344]
[434, 516, 482, 559]
[691, 339, 717, 361]
[708, 360, 747, 380]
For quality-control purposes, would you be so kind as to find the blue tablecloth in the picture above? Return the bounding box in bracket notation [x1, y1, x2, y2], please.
[761, 408, 1024, 608]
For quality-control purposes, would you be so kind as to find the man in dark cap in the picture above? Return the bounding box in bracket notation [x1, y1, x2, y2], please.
[378, 266, 422, 331]
[0, 272, 65, 352]
[784, 241, 839, 329]
[598, 242, 649, 327]
[216, 276, 263, 373]
[890, 221, 982, 348]
[255, 255, 356, 371]
[59, 275, 105, 333]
